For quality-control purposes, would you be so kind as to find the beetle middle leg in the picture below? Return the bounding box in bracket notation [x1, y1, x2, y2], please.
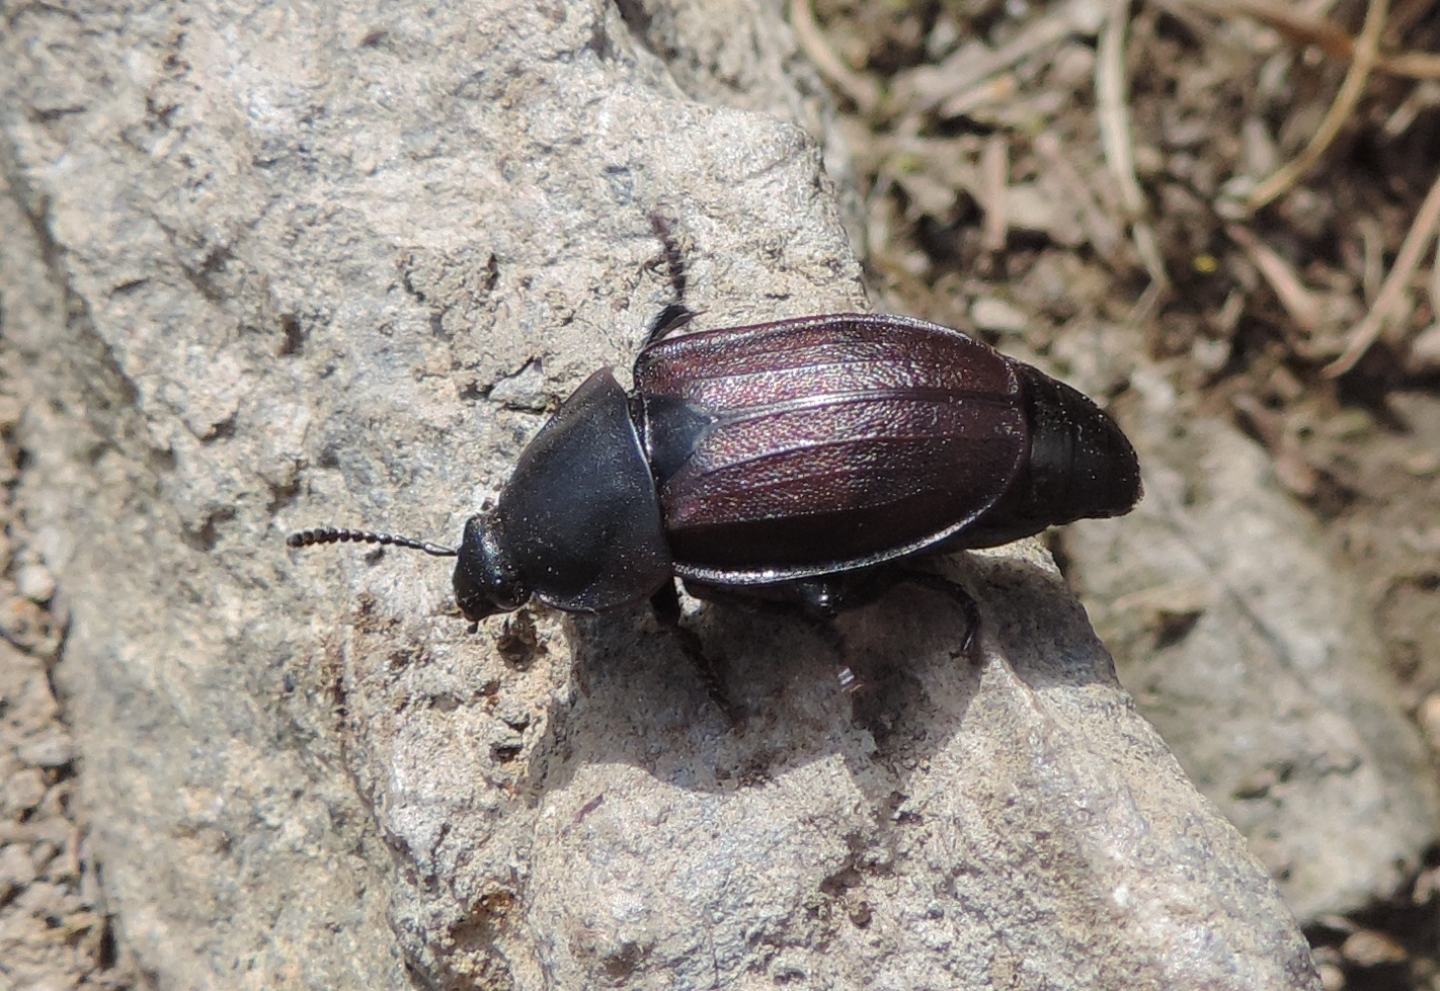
[780, 571, 975, 687]
[681, 571, 887, 691]
[649, 581, 742, 723]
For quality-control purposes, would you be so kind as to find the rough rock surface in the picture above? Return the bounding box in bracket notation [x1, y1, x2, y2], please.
[1062, 374, 1440, 924]
[2, 0, 1318, 988]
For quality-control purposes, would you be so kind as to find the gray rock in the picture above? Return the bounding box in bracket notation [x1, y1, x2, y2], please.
[2, 0, 1317, 988]
[1063, 385, 1440, 924]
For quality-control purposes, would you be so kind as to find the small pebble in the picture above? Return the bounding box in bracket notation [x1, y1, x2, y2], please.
[16, 562, 56, 603]
[1405, 322, 1440, 376]
[4, 767, 47, 814]
[1341, 928, 1406, 967]
[1006, 184, 1061, 236]
[19, 731, 74, 769]
[489, 361, 549, 411]
[1403, 451, 1439, 478]
[0, 842, 39, 892]
[970, 297, 1028, 335]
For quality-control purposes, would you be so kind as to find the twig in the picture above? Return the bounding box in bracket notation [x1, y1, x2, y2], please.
[939, 74, 1018, 121]
[981, 134, 1009, 254]
[788, 0, 881, 115]
[1175, 0, 1440, 80]
[1096, 0, 1169, 288]
[1245, 0, 1389, 211]
[1225, 223, 1323, 332]
[1324, 168, 1440, 376]
[921, 0, 1104, 117]
[1033, 132, 1127, 262]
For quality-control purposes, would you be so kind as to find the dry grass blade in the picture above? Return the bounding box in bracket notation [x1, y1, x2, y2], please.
[921, 0, 1103, 117]
[1097, 0, 1169, 287]
[1225, 223, 1324, 333]
[1188, 0, 1354, 57]
[1177, 0, 1440, 79]
[1324, 168, 1440, 376]
[1033, 132, 1128, 262]
[1380, 50, 1440, 80]
[981, 134, 1009, 254]
[1245, 0, 1389, 211]
[1432, 230, 1440, 310]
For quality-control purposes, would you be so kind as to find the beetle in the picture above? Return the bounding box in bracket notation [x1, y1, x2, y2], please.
[287, 312, 1141, 645]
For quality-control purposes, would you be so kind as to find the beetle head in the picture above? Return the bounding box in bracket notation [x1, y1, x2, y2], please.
[452, 512, 530, 622]
[285, 515, 530, 624]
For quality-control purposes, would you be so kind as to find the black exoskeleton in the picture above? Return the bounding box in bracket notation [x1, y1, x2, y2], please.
[287, 308, 1141, 651]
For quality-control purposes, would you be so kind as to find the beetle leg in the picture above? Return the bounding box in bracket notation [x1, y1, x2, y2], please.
[685, 575, 874, 689]
[649, 579, 683, 625]
[893, 570, 981, 656]
[794, 611, 861, 692]
[680, 570, 887, 617]
[643, 210, 702, 346]
[648, 211, 688, 295]
[649, 582, 742, 724]
[792, 574, 878, 618]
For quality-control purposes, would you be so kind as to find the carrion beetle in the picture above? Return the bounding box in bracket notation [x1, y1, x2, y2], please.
[288, 311, 1142, 649]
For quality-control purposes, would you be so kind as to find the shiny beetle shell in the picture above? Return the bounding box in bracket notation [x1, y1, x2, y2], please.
[289, 312, 1142, 624]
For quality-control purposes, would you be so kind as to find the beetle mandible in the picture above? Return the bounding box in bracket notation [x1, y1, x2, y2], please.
[287, 310, 1141, 646]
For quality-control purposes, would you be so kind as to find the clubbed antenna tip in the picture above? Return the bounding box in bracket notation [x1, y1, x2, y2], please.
[286, 526, 457, 558]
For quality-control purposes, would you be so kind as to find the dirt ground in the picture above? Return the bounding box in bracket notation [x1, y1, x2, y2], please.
[3, 1, 1439, 988]
[0, 385, 138, 989]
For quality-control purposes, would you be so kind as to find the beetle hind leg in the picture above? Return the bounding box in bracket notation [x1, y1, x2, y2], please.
[644, 302, 698, 346]
[641, 210, 702, 347]
[893, 570, 982, 657]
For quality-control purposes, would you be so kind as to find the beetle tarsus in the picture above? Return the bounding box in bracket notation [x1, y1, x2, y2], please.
[648, 209, 688, 298]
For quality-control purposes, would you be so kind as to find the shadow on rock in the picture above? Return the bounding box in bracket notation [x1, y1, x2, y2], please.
[521, 550, 1114, 802]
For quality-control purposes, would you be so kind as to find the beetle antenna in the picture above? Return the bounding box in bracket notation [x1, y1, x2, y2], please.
[286, 526, 457, 557]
